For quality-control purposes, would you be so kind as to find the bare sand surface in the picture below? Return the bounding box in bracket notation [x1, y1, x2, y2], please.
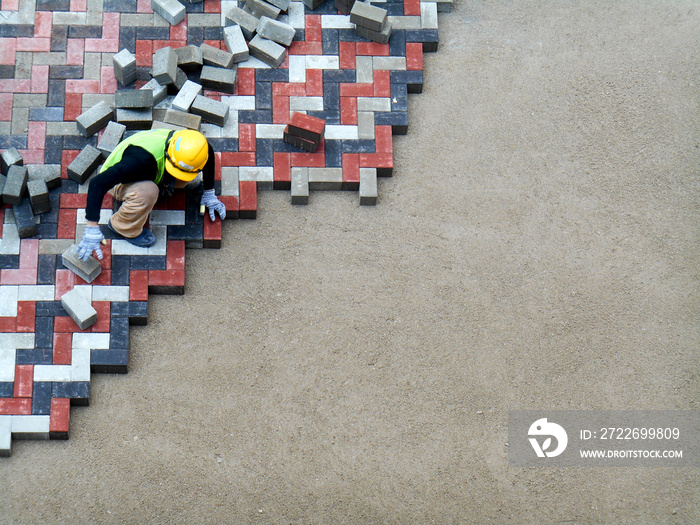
[1, 1, 698, 523]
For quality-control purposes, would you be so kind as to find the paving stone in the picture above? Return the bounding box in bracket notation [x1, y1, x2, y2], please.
[283, 128, 319, 152]
[354, 18, 393, 44]
[301, 0, 325, 9]
[2, 165, 29, 205]
[290, 167, 309, 205]
[256, 16, 296, 47]
[116, 108, 154, 130]
[0, 174, 5, 203]
[140, 79, 168, 106]
[67, 145, 102, 185]
[190, 95, 230, 127]
[112, 49, 137, 86]
[28, 180, 51, 215]
[350, 1, 388, 32]
[151, 46, 178, 85]
[27, 165, 62, 191]
[200, 43, 236, 70]
[152, 0, 186, 26]
[171, 80, 202, 112]
[359, 167, 378, 205]
[223, 25, 250, 64]
[60, 288, 98, 331]
[248, 35, 287, 69]
[163, 109, 202, 130]
[76, 101, 114, 138]
[287, 112, 326, 143]
[115, 89, 154, 109]
[96, 121, 127, 158]
[225, 6, 260, 41]
[244, 0, 281, 20]
[199, 66, 238, 95]
[61, 244, 102, 284]
[13, 200, 39, 238]
[335, 0, 356, 16]
[174, 46, 203, 72]
[1, 148, 23, 175]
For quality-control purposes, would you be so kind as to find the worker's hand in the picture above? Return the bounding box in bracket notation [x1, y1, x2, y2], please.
[77, 226, 105, 261]
[200, 189, 227, 221]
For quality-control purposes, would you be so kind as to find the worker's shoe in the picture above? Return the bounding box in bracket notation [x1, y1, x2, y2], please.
[108, 220, 157, 248]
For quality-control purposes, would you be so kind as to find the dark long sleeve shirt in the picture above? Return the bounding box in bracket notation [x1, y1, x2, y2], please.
[85, 142, 215, 222]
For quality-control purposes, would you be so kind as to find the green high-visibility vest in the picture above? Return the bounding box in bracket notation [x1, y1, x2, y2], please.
[100, 129, 173, 185]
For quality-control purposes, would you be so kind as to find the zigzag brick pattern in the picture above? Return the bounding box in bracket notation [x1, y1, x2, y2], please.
[0, 0, 450, 455]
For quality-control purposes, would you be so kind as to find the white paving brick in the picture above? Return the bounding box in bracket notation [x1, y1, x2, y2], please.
[321, 15, 354, 29]
[289, 96, 324, 111]
[0, 286, 19, 317]
[373, 56, 407, 70]
[11, 415, 50, 439]
[388, 15, 422, 30]
[0, 224, 21, 255]
[357, 97, 392, 112]
[72, 332, 110, 349]
[149, 210, 186, 225]
[239, 167, 274, 190]
[255, 124, 286, 139]
[0, 333, 34, 351]
[288, 55, 307, 83]
[221, 167, 240, 197]
[0, 349, 16, 381]
[223, 95, 256, 111]
[0, 416, 11, 456]
[71, 285, 93, 302]
[325, 125, 359, 141]
[91, 285, 130, 302]
[111, 225, 167, 255]
[17, 285, 55, 302]
[287, 1, 306, 28]
[71, 348, 92, 382]
[76, 209, 112, 225]
[33, 364, 72, 382]
[421, 1, 439, 29]
[306, 55, 339, 70]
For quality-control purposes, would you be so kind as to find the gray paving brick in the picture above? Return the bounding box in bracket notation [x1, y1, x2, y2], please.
[27, 164, 62, 190]
[13, 200, 38, 238]
[75, 101, 114, 138]
[225, 7, 260, 41]
[199, 66, 237, 95]
[200, 43, 235, 70]
[96, 121, 126, 158]
[151, 120, 185, 131]
[152, 0, 186, 26]
[172, 68, 188, 93]
[190, 95, 230, 127]
[350, 1, 388, 32]
[60, 288, 98, 330]
[151, 46, 178, 85]
[174, 45, 203, 72]
[244, 0, 281, 20]
[62, 244, 102, 284]
[0, 175, 5, 203]
[171, 80, 202, 112]
[67, 145, 102, 185]
[27, 179, 51, 215]
[2, 165, 29, 205]
[354, 19, 393, 45]
[249, 35, 286, 69]
[140, 79, 168, 106]
[267, 0, 290, 11]
[301, 0, 325, 10]
[116, 108, 154, 130]
[115, 89, 154, 109]
[335, 0, 356, 15]
[223, 25, 250, 64]
[256, 16, 295, 47]
[164, 109, 202, 130]
[1, 148, 23, 174]
[112, 48, 137, 86]
[359, 167, 377, 205]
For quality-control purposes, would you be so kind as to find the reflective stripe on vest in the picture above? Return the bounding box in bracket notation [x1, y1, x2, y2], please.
[100, 129, 173, 185]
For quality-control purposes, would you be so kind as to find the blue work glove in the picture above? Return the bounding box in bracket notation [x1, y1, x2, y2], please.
[77, 226, 104, 261]
[200, 189, 226, 221]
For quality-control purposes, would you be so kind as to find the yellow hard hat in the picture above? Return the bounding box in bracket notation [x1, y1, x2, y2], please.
[165, 130, 209, 182]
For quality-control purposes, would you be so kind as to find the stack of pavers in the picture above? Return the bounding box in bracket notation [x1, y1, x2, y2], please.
[238, 0, 297, 69]
[350, 1, 393, 44]
[1, 148, 60, 239]
[283, 112, 326, 153]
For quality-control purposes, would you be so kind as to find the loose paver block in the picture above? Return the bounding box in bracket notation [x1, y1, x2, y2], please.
[140, 79, 168, 106]
[225, 7, 260, 40]
[359, 168, 378, 205]
[152, 0, 186, 25]
[13, 200, 38, 238]
[256, 16, 296, 47]
[248, 35, 286, 69]
[244, 0, 281, 20]
[288, 112, 326, 143]
[2, 165, 29, 205]
[115, 89, 154, 109]
[76, 101, 114, 138]
[223, 25, 250, 64]
[0, 174, 5, 202]
[283, 128, 320, 152]
[113, 49, 137, 86]
[291, 167, 309, 205]
[301, 0, 325, 9]
[190, 95, 230, 127]
[267, 0, 290, 11]
[60, 288, 98, 331]
[28, 179, 51, 215]
[61, 244, 102, 283]
[1, 147, 23, 174]
[67, 145, 102, 185]
[354, 19, 393, 44]
[350, 1, 388, 32]
[116, 108, 154, 130]
[151, 46, 178, 85]
[171, 80, 202, 112]
[199, 66, 238, 95]
[200, 43, 236, 70]
[27, 164, 62, 190]
[174, 45, 203, 72]
[96, 122, 127, 158]
[163, 109, 202, 130]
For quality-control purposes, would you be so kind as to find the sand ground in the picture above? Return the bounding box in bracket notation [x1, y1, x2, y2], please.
[1, 1, 698, 523]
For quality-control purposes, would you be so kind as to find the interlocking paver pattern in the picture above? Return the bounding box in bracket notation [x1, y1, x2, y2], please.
[0, 0, 450, 455]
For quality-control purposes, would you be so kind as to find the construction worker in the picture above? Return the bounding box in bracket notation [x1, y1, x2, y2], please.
[76, 129, 226, 261]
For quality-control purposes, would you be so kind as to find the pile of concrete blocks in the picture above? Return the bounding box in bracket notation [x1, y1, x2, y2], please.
[350, 1, 392, 44]
[113, 49, 137, 86]
[283, 112, 326, 153]
[1, 149, 62, 239]
[335, 0, 356, 16]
